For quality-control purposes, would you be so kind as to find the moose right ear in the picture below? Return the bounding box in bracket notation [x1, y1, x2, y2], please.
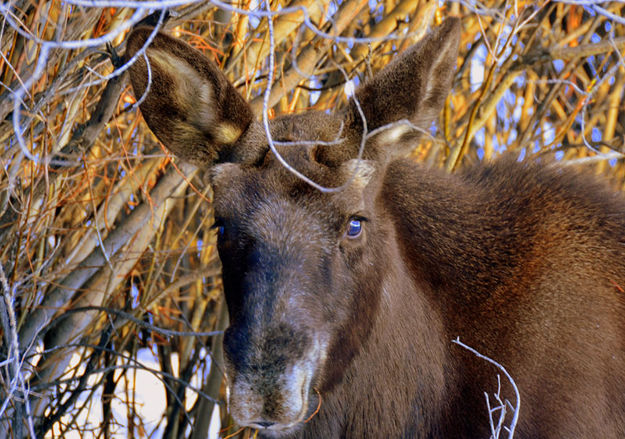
[125, 27, 260, 166]
[316, 18, 461, 166]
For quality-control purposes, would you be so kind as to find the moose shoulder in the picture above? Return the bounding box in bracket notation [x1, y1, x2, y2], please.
[125, 18, 625, 438]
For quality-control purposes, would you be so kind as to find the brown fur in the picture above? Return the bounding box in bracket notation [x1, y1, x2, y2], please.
[126, 18, 625, 438]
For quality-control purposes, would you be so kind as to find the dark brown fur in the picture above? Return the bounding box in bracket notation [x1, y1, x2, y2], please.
[126, 18, 625, 438]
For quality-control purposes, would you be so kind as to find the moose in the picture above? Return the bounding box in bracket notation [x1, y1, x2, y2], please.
[125, 18, 625, 438]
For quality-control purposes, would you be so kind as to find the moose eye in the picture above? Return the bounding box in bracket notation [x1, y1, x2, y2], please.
[346, 218, 363, 238]
[212, 219, 226, 237]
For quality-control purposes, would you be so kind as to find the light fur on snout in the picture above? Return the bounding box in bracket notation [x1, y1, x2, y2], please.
[227, 336, 327, 431]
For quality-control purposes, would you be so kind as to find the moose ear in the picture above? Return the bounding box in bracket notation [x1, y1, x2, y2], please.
[125, 27, 261, 166]
[318, 18, 461, 165]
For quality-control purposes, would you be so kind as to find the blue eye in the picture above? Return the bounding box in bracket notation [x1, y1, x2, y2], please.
[346, 218, 362, 238]
[213, 219, 225, 237]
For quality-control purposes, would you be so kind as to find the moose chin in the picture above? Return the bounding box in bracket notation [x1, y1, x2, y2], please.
[125, 17, 625, 439]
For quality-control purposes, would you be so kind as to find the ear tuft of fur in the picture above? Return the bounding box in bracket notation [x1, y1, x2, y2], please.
[342, 159, 376, 190]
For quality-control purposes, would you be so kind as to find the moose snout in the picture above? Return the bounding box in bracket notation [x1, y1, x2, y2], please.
[223, 323, 326, 432]
[226, 367, 310, 431]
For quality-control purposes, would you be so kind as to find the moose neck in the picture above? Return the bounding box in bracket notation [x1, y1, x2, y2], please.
[380, 158, 525, 309]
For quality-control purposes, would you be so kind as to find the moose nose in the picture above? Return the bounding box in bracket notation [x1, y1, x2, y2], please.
[253, 421, 276, 429]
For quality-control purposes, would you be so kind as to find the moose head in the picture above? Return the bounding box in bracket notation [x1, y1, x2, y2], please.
[126, 19, 462, 436]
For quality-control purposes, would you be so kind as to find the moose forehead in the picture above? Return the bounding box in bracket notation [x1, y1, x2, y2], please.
[210, 128, 372, 239]
[212, 156, 360, 220]
[269, 111, 346, 144]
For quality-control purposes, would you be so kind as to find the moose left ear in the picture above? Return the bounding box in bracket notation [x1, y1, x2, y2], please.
[318, 18, 461, 165]
[125, 27, 262, 167]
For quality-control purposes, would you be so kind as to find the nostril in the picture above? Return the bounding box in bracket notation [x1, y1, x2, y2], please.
[254, 421, 276, 429]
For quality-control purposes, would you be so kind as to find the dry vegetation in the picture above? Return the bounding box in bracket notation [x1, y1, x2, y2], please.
[0, 0, 624, 438]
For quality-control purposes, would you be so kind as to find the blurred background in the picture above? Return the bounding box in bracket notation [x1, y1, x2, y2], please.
[0, 0, 624, 437]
